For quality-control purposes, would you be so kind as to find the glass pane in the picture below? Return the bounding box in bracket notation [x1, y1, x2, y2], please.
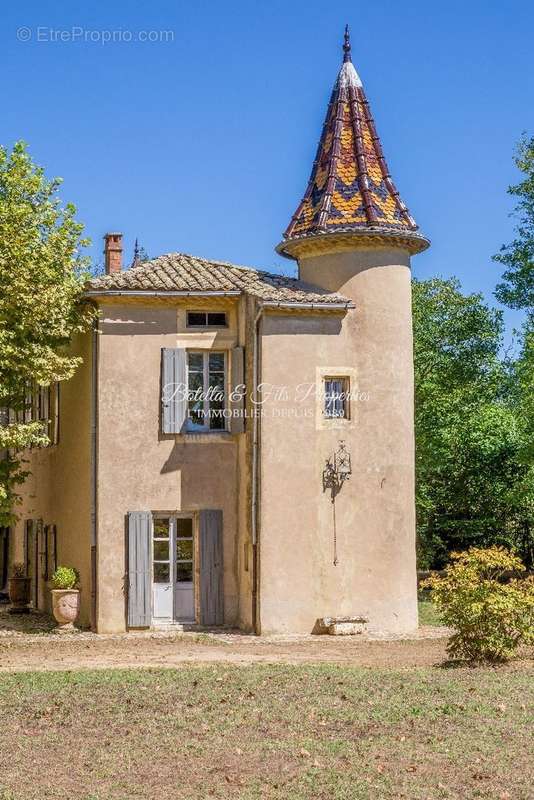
[209, 353, 225, 372]
[207, 313, 227, 327]
[154, 562, 170, 583]
[210, 409, 226, 431]
[176, 539, 193, 560]
[188, 371, 204, 392]
[208, 374, 225, 395]
[176, 563, 193, 582]
[188, 352, 203, 371]
[324, 379, 346, 418]
[153, 519, 170, 538]
[176, 518, 193, 538]
[188, 399, 204, 426]
[153, 540, 169, 561]
[187, 312, 207, 327]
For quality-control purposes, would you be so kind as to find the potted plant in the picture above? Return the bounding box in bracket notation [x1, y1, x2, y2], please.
[50, 566, 80, 631]
[8, 562, 31, 615]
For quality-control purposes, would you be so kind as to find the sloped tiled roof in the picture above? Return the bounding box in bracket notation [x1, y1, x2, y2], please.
[85, 252, 351, 306]
[279, 27, 428, 257]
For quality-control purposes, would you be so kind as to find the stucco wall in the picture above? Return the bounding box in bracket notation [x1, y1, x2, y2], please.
[258, 247, 418, 634]
[95, 299, 245, 633]
[11, 332, 93, 625]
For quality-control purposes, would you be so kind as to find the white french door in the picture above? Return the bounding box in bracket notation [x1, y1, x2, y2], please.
[152, 515, 194, 623]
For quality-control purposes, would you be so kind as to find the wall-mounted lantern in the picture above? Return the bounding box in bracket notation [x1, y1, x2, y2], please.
[322, 440, 352, 565]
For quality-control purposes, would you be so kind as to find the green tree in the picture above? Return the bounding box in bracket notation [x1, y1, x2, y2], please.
[413, 278, 533, 568]
[494, 135, 534, 316]
[0, 141, 94, 524]
[493, 134, 534, 564]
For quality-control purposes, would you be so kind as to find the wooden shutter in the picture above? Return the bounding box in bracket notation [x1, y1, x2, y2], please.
[39, 521, 48, 579]
[50, 382, 60, 445]
[47, 524, 57, 578]
[24, 520, 38, 607]
[230, 347, 245, 434]
[127, 511, 152, 627]
[199, 509, 224, 626]
[161, 348, 187, 434]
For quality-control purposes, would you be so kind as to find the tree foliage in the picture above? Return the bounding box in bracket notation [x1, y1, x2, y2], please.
[413, 278, 533, 568]
[0, 141, 94, 524]
[415, 134, 534, 568]
[494, 135, 534, 315]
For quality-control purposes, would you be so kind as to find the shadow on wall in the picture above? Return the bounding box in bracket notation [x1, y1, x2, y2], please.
[161, 440, 236, 482]
[100, 306, 178, 336]
[261, 314, 344, 336]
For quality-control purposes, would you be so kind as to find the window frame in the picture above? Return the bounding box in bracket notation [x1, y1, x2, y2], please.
[323, 376, 350, 420]
[186, 311, 228, 329]
[151, 513, 194, 587]
[186, 350, 227, 432]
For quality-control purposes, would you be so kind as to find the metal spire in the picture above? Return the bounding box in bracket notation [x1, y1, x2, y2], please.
[343, 24, 351, 63]
[131, 238, 140, 267]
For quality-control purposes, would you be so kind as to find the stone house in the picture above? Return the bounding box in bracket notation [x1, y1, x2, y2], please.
[7, 29, 429, 634]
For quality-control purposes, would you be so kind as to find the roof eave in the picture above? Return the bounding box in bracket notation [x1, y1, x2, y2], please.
[260, 300, 353, 311]
[84, 289, 243, 298]
[275, 228, 431, 260]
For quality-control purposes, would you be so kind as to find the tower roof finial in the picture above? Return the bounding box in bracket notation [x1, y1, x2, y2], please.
[131, 237, 140, 268]
[343, 24, 351, 63]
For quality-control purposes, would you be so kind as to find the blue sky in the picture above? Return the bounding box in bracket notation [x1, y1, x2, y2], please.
[1, 1, 532, 340]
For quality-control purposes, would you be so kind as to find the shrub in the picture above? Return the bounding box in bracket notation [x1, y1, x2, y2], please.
[422, 546, 534, 662]
[51, 566, 79, 590]
[10, 562, 26, 578]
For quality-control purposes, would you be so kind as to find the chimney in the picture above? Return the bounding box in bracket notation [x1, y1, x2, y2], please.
[103, 232, 123, 274]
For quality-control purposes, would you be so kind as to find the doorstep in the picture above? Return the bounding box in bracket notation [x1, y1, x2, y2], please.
[150, 621, 192, 632]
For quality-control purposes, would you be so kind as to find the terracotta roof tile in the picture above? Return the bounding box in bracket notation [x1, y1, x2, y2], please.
[86, 253, 350, 306]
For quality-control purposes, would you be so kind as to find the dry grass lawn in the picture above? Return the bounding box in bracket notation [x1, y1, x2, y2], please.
[0, 660, 531, 800]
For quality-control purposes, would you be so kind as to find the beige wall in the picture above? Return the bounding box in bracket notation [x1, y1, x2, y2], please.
[258, 246, 418, 634]
[10, 246, 417, 637]
[95, 298, 247, 633]
[11, 332, 93, 626]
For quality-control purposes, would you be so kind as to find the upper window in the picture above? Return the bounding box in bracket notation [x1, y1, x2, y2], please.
[16, 382, 59, 445]
[324, 377, 349, 419]
[187, 351, 226, 431]
[186, 311, 227, 328]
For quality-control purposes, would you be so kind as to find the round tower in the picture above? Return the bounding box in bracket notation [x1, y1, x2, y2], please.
[276, 27, 429, 634]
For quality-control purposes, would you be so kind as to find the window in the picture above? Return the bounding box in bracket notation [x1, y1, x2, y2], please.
[151, 516, 194, 583]
[186, 311, 227, 328]
[324, 377, 349, 419]
[187, 351, 226, 431]
[175, 517, 193, 583]
[15, 382, 59, 445]
[153, 518, 170, 583]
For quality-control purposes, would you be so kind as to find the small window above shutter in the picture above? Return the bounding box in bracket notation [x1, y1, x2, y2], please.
[161, 348, 187, 434]
[230, 347, 245, 434]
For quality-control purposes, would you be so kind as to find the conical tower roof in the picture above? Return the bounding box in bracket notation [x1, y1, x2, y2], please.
[277, 27, 429, 259]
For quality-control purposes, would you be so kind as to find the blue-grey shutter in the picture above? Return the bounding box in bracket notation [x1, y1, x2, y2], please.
[199, 510, 223, 626]
[230, 347, 245, 434]
[161, 348, 187, 434]
[127, 511, 152, 627]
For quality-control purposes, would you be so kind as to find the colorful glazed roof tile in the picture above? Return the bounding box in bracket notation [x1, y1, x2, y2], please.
[279, 27, 428, 256]
[85, 253, 351, 306]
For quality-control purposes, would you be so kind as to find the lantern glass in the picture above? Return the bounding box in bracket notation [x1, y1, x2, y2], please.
[335, 444, 352, 476]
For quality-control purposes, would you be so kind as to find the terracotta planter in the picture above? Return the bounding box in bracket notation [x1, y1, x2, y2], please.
[9, 577, 31, 614]
[51, 589, 80, 631]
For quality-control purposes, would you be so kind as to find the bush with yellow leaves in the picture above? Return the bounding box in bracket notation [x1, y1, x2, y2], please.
[423, 546, 534, 662]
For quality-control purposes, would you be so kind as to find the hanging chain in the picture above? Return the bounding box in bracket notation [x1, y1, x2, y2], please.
[332, 498, 338, 566]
